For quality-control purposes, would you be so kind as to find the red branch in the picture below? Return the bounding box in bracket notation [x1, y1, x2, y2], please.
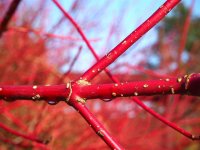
[0, 84, 69, 102]
[0, 73, 199, 101]
[70, 100, 124, 149]
[132, 97, 200, 140]
[77, 73, 200, 99]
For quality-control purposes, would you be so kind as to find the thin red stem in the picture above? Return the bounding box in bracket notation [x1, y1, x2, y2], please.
[0, 136, 30, 148]
[177, 0, 195, 67]
[132, 97, 200, 140]
[8, 26, 99, 42]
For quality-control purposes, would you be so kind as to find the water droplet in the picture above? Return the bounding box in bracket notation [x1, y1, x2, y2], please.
[158, 85, 161, 88]
[143, 84, 148, 88]
[102, 98, 112, 102]
[92, 70, 95, 73]
[114, 84, 118, 87]
[0, 87, 2, 91]
[120, 94, 124, 97]
[48, 100, 58, 105]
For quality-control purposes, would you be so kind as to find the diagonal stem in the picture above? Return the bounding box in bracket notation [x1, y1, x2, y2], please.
[70, 100, 124, 149]
[132, 97, 200, 140]
[81, 0, 181, 81]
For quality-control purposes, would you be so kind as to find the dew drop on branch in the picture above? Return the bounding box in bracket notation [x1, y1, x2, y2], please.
[47, 100, 58, 105]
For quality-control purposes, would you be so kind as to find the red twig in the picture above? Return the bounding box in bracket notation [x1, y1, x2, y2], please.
[177, 0, 195, 67]
[7, 26, 100, 42]
[132, 97, 200, 140]
[0, 136, 30, 148]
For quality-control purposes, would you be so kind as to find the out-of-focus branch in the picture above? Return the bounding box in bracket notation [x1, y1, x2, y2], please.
[0, 0, 22, 37]
[0, 122, 45, 144]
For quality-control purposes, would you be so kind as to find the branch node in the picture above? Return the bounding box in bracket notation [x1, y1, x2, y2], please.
[185, 73, 194, 90]
[66, 82, 72, 103]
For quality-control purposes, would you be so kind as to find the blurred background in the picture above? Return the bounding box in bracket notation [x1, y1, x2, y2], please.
[0, 0, 200, 149]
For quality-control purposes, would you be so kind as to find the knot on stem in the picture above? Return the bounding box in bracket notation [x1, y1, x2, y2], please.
[66, 82, 72, 103]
